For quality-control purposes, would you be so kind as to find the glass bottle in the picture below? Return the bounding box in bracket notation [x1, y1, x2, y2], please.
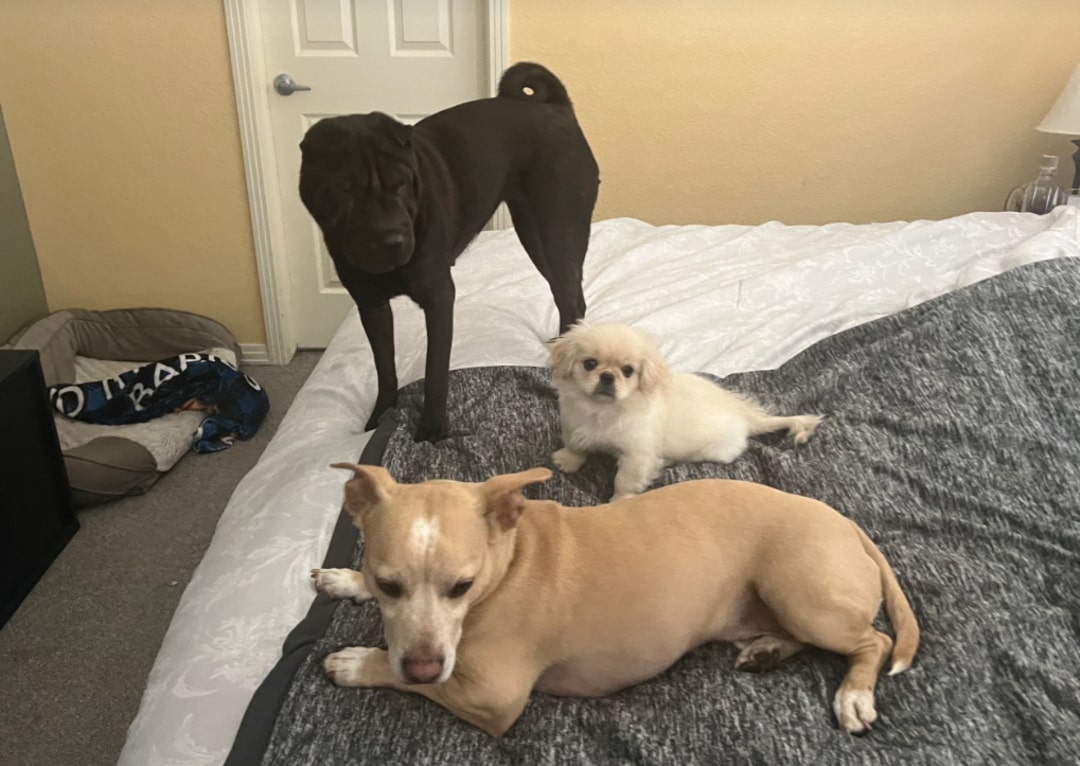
[1004, 154, 1067, 214]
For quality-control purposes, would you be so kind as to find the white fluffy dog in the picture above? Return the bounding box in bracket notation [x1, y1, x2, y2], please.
[547, 322, 822, 501]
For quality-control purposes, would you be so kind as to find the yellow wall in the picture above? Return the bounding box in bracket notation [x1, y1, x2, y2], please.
[1, 2, 1077, 348]
[511, 0, 1080, 225]
[0, 1, 265, 344]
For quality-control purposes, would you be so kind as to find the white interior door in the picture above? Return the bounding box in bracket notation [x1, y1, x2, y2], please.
[258, 0, 489, 348]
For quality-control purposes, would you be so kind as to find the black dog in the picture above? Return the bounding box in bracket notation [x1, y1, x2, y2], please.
[299, 62, 599, 442]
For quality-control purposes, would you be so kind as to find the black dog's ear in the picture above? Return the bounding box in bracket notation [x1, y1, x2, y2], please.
[367, 112, 412, 148]
[299, 119, 344, 155]
[299, 132, 331, 155]
[388, 121, 412, 147]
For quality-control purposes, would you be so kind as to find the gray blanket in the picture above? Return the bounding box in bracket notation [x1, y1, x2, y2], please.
[247, 258, 1080, 765]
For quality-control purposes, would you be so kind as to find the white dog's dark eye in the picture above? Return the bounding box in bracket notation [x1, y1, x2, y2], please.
[376, 579, 403, 598]
[621, 365, 634, 378]
[447, 579, 474, 599]
[583, 359, 598, 371]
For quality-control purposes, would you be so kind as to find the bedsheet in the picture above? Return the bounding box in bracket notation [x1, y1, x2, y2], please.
[256, 257, 1080, 764]
[118, 207, 1080, 766]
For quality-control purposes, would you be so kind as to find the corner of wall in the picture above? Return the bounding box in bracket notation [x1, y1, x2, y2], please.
[0, 103, 49, 343]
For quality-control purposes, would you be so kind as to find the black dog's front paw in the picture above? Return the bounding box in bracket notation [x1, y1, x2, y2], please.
[414, 420, 449, 444]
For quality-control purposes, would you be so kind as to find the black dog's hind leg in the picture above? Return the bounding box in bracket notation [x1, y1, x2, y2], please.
[414, 283, 455, 443]
[508, 198, 589, 335]
[358, 301, 398, 431]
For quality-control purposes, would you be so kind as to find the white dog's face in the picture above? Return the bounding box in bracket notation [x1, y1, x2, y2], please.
[547, 322, 670, 402]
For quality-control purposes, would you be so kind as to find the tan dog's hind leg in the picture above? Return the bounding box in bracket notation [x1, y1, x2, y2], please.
[774, 588, 892, 734]
[754, 531, 906, 735]
[322, 647, 532, 737]
[733, 635, 804, 672]
[311, 568, 373, 603]
[831, 630, 893, 735]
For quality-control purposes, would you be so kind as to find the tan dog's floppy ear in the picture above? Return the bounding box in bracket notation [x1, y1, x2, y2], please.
[636, 338, 673, 394]
[330, 463, 395, 522]
[481, 467, 553, 532]
[546, 322, 588, 379]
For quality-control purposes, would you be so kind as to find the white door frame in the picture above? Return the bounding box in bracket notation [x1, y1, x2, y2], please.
[223, 0, 510, 364]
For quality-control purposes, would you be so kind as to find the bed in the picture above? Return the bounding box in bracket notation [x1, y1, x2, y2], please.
[118, 207, 1080, 765]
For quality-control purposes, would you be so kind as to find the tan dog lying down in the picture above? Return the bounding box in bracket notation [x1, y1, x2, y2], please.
[313, 464, 919, 737]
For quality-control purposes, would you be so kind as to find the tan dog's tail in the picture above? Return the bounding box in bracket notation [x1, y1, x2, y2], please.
[853, 524, 920, 675]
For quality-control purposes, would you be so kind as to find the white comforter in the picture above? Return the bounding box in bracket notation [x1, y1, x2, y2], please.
[119, 207, 1080, 765]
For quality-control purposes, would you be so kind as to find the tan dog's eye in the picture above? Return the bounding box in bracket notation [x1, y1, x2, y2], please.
[583, 359, 598, 371]
[376, 579, 403, 598]
[447, 579, 474, 599]
[621, 365, 634, 378]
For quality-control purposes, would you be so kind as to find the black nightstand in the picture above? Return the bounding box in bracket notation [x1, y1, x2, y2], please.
[0, 349, 79, 628]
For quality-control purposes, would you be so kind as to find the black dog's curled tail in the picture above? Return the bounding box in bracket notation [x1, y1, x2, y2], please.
[497, 62, 572, 106]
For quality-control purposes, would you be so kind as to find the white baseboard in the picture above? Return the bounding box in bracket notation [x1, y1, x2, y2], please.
[239, 343, 272, 365]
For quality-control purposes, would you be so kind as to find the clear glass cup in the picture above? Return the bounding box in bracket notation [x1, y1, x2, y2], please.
[1004, 155, 1069, 214]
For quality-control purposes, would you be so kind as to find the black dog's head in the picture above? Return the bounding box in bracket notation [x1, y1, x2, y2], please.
[299, 113, 419, 274]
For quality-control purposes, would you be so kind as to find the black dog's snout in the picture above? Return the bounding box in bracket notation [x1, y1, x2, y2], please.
[382, 232, 406, 248]
[599, 372, 615, 385]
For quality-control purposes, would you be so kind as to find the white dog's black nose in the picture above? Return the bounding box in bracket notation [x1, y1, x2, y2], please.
[599, 371, 615, 385]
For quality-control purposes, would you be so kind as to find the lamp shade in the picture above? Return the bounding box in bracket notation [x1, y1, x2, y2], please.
[1037, 64, 1080, 136]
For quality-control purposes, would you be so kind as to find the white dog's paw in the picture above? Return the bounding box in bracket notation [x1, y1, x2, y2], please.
[553, 447, 586, 473]
[609, 490, 637, 503]
[791, 415, 824, 445]
[322, 647, 380, 687]
[311, 568, 372, 602]
[833, 687, 877, 734]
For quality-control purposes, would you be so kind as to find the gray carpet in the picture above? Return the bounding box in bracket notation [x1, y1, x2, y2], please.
[0, 350, 322, 766]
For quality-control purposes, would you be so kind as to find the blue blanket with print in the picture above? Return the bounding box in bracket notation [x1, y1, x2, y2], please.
[48, 352, 270, 453]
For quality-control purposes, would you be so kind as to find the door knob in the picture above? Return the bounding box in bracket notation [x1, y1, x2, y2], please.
[273, 74, 312, 96]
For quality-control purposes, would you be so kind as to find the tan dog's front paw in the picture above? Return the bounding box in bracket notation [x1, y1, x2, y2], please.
[311, 568, 372, 602]
[322, 647, 383, 687]
[833, 687, 877, 734]
[553, 447, 586, 473]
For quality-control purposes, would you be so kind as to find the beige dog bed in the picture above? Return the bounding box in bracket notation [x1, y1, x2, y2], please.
[5, 308, 241, 505]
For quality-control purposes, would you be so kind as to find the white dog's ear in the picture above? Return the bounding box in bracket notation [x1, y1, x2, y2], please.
[546, 325, 587, 379]
[331, 462, 394, 523]
[637, 347, 672, 394]
[481, 467, 552, 533]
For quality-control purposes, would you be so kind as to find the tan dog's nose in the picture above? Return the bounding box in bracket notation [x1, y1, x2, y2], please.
[402, 648, 445, 684]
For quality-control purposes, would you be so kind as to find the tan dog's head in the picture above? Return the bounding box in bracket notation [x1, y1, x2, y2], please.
[331, 463, 552, 685]
[547, 321, 671, 402]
